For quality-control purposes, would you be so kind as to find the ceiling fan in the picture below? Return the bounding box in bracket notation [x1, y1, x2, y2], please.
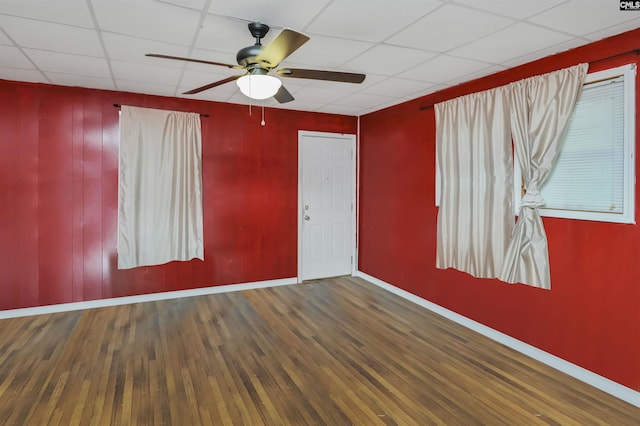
[146, 22, 366, 103]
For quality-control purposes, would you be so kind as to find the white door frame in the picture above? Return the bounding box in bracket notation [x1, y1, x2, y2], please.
[297, 130, 357, 283]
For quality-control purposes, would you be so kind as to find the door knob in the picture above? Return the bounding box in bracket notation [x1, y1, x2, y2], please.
[304, 215, 310, 221]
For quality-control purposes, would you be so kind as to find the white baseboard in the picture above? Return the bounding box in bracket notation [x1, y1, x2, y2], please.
[0, 277, 298, 320]
[354, 270, 640, 408]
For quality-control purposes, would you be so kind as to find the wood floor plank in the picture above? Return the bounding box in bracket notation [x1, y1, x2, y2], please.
[0, 276, 638, 425]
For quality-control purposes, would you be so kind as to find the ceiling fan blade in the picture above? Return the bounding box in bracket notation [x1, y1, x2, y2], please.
[146, 53, 240, 69]
[277, 68, 366, 84]
[255, 29, 309, 68]
[183, 75, 242, 95]
[273, 85, 294, 103]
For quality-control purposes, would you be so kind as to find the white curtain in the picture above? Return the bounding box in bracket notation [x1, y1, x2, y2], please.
[118, 106, 204, 269]
[436, 86, 514, 278]
[498, 64, 588, 288]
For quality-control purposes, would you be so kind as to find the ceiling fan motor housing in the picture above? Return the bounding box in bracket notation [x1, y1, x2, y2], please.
[236, 45, 263, 67]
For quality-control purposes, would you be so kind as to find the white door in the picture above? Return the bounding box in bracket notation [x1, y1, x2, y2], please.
[298, 131, 356, 281]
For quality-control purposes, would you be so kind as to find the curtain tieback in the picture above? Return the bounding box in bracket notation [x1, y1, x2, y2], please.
[521, 189, 545, 208]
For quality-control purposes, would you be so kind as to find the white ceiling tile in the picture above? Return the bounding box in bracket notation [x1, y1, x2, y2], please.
[187, 48, 239, 71]
[349, 73, 388, 91]
[0, 16, 103, 56]
[528, 0, 639, 36]
[334, 92, 394, 108]
[363, 77, 435, 98]
[92, 0, 201, 45]
[374, 98, 409, 109]
[399, 55, 493, 84]
[278, 70, 310, 84]
[584, 17, 640, 41]
[0, 0, 94, 27]
[0, 31, 12, 45]
[0, 45, 34, 68]
[156, 0, 207, 10]
[292, 85, 349, 104]
[25, 49, 111, 78]
[500, 38, 587, 69]
[387, 3, 515, 52]
[263, 96, 287, 108]
[414, 83, 451, 96]
[115, 79, 178, 96]
[208, 0, 331, 30]
[45, 72, 116, 91]
[195, 14, 257, 55]
[103, 33, 190, 65]
[111, 60, 183, 85]
[266, 95, 321, 109]
[225, 91, 256, 105]
[1, 0, 638, 116]
[357, 99, 408, 116]
[344, 44, 438, 76]
[255, 102, 295, 116]
[443, 64, 506, 87]
[178, 71, 242, 98]
[305, 76, 366, 91]
[449, 23, 573, 64]
[179, 94, 232, 105]
[306, 0, 443, 42]
[177, 77, 239, 101]
[180, 69, 240, 90]
[284, 34, 374, 68]
[454, 0, 566, 19]
[402, 87, 437, 101]
[0, 66, 46, 83]
[277, 78, 312, 95]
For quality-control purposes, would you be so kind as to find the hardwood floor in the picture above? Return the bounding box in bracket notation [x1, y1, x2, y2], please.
[0, 276, 637, 425]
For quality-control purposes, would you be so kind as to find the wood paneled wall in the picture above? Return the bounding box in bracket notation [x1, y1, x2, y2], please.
[0, 83, 356, 310]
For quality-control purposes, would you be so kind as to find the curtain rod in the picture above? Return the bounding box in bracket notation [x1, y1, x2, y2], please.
[418, 48, 640, 111]
[113, 104, 209, 118]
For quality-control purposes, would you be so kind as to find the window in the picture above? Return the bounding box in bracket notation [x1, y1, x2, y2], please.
[515, 63, 636, 224]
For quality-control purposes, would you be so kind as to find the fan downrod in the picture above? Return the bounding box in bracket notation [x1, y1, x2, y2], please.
[237, 22, 270, 67]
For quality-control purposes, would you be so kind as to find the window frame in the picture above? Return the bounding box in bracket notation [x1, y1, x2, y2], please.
[514, 63, 636, 224]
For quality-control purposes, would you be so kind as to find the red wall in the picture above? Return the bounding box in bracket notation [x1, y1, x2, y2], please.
[359, 28, 640, 391]
[0, 82, 356, 310]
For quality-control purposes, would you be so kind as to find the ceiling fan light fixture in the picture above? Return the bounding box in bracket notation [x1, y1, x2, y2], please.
[237, 74, 282, 100]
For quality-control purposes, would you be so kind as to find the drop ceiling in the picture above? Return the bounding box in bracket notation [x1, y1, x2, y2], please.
[1, 0, 639, 116]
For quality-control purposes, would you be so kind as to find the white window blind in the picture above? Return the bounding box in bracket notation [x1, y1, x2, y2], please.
[541, 76, 624, 213]
[527, 63, 635, 224]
